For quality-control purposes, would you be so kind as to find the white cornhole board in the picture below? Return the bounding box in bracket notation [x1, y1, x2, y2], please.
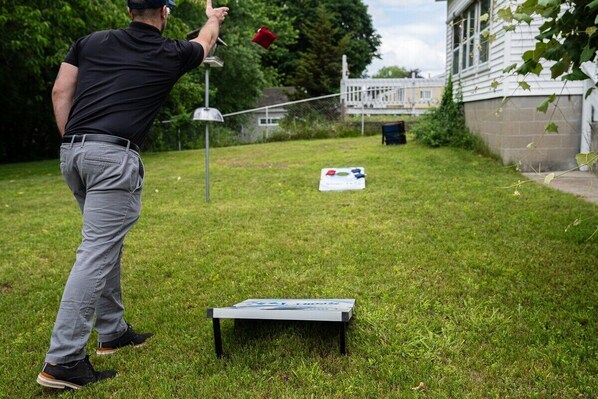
[319, 167, 366, 192]
[209, 299, 356, 322]
[207, 299, 356, 357]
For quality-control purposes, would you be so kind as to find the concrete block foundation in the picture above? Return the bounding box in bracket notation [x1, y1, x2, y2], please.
[464, 96, 582, 172]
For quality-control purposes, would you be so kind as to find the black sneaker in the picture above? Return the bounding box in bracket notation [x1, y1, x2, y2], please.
[96, 323, 153, 355]
[37, 356, 116, 390]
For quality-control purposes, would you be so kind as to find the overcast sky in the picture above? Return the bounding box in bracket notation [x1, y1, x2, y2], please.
[362, 0, 447, 78]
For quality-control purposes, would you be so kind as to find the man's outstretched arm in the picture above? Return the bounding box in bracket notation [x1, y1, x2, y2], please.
[191, 0, 229, 58]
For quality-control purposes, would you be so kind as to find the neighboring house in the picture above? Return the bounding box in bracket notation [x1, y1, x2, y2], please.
[255, 87, 295, 128]
[341, 56, 445, 115]
[438, 0, 594, 172]
[230, 87, 295, 144]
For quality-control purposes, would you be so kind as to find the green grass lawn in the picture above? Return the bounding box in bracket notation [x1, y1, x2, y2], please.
[1, 136, 597, 398]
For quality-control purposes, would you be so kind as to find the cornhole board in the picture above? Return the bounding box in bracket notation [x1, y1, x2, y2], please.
[207, 299, 356, 358]
[319, 167, 366, 191]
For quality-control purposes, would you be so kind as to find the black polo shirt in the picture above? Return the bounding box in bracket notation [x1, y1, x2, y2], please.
[63, 22, 204, 146]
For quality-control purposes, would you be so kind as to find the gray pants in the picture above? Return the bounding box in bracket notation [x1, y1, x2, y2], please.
[45, 140, 144, 364]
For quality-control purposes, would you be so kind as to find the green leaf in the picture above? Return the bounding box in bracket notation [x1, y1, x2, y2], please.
[536, 24, 560, 41]
[563, 68, 590, 81]
[537, 94, 556, 113]
[580, 46, 596, 63]
[545, 122, 559, 134]
[504, 24, 517, 32]
[538, 0, 559, 6]
[544, 173, 555, 185]
[575, 152, 598, 167]
[522, 50, 535, 62]
[550, 61, 570, 79]
[503, 63, 518, 73]
[540, 5, 559, 18]
[588, 0, 598, 10]
[497, 7, 514, 22]
[542, 41, 566, 61]
[585, 87, 595, 99]
[491, 80, 500, 89]
[480, 13, 489, 23]
[531, 42, 549, 62]
[519, 81, 531, 91]
[537, 100, 549, 113]
[517, 60, 543, 75]
[513, 12, 533, 24]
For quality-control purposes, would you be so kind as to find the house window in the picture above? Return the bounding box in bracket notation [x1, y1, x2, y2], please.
[479, 0, 491, 64]
[420, 90, 432, 100]
[452, 23, 461, 75]
[452, 0, 492, 74]
[464, 5, 475, 70]
[259, 117, 281, 127]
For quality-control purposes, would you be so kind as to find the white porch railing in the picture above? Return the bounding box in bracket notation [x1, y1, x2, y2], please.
[341, 78, 446, 115]
[340, 54, 445, 115]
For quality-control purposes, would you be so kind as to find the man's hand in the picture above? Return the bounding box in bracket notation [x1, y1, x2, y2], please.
[206, 0, 228, 24]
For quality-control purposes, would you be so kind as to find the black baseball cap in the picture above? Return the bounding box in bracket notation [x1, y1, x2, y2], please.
[128, 0, 176, 9]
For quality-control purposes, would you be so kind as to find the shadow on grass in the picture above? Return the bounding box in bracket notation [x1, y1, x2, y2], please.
[217, 319, 353, 358]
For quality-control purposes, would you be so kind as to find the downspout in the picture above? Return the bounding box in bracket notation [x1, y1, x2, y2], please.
[580, 61, 597, 172]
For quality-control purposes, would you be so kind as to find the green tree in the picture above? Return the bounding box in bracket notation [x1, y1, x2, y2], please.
[145, 0, 299, 149]
[373, 66, 410, 79]
[268, 0, 380, 82]
[0, 0, 375, 161]
[414, 75, 478, 149]
[291, 6, 350, 97]
[0, 0, 128, 162]
[197, 0, 298, 112]
[0, 0, 296, 160]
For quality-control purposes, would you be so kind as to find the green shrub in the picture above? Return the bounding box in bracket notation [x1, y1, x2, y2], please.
[414, 75, 477, 149]
[143, 119, 240, 152]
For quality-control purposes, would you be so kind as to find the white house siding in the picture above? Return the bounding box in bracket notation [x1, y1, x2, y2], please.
[447, 0, 507, 102]
[504, 23, 583, 96]
[444, 0, 584, 171]
[447, 0, 583, 101]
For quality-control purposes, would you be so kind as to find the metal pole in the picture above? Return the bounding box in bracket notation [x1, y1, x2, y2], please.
[266, 106, 270, 140]
[361, 86, 366, 136]
[205, 67, 211, 203]
[411, 72, 416, 115]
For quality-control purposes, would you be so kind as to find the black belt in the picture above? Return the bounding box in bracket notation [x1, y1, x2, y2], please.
[62, 134, 140, 153]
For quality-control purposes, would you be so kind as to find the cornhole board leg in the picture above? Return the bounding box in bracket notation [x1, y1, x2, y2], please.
[212, 317, 223, 359]
[339, 321, 347, 355]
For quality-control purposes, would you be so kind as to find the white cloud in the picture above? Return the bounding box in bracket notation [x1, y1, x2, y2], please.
[362, 0, 448, 77]
[369, 28, 446, 77]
